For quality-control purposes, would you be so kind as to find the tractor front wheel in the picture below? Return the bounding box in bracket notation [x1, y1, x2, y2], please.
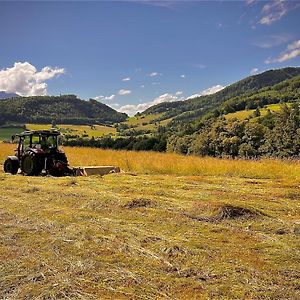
[4, 158, 19, 175]
[21, 153, 43, 176]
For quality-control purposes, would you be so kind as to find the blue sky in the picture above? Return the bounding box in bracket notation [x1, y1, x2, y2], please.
[0, 0, 300, 115]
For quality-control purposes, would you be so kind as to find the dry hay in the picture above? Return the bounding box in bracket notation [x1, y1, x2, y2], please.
[123, 198, 153, 209]
[185, 204, 267, 223]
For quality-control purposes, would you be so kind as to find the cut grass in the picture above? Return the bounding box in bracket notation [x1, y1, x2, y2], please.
[0, 170, 299, 299]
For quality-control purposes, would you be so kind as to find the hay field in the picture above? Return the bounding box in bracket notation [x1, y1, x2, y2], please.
[0, 144, 299, 299]
[26, 124, 116, 138]
[2, 144, 299, 180]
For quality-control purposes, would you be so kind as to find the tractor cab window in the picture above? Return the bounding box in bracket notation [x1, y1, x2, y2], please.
[40, 135, 57, 150]
[23, 136, 31, 149]
[18, 136, 30, 156]
[32, 135, 41, 148]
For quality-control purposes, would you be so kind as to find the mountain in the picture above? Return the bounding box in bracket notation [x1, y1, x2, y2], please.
[220, 74, 300, 115]
[165, 73, 300, 159]
[0, 91, 19, 99]
[0, 94, 127, 125]
[142, 67, 300, 123]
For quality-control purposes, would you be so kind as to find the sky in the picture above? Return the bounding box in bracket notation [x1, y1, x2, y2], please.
[0, 0, 300, 116]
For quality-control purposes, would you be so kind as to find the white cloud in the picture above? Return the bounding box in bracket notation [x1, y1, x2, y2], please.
[108, 103, 120, 108]
[259, 0, 300, 25]
[265, 39, 300, 64]
[118, 91, 184, 116]
[193, 64, 206, 69]
[245, 0, 257, 5]
[180, 74, 186, 78]
[122, 77, 131, 82]
[118, 89, 132, 95]
[140, 85, 145, 88]
[200, 85, 225, 96]
[149, 72, 161, 77]
[130, 0, 176, 9]
[0, 62, 65, 96]
[94, 94, 115, 101]
[187, 84, 225, 99]
[250, 68, 259, 75]
[252, 33, 293, 48]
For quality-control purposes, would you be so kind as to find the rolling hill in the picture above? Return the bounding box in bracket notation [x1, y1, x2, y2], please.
[0, 94, 127, 125]
[142, 67, 300, 124]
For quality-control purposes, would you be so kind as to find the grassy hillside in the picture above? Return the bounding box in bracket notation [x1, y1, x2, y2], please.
[0, 145, 299, 299]
[119, 114, 172, 133]
[224, 103, 286, 120]
[26, 124, 116, 139]
[0, 94, 127, 125]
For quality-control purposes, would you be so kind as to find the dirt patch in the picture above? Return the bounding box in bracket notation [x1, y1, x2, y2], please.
[246, 180, 262, 185]
[124, 198, 152, 209]
[185, 204, 266, 222]
[26, 187, 40, 193]
[141, 236, 162, 244]
[163, 245, 186, 257]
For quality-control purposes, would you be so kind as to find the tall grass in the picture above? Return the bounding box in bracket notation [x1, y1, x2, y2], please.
[1, 143, 299, 179]
[65, 146, 300, 179]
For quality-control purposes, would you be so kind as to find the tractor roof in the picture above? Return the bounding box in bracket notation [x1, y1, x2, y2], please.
[16, 130, 61, 137]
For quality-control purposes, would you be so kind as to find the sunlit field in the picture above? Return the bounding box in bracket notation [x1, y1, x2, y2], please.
[225, 103, 287, 120]
[0, 143, 299, 299]
[122, 114, 172, 131]
[1, 143, 300, 179]
[26, 123, 116, 138]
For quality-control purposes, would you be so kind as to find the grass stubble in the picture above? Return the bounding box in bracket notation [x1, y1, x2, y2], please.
[0, 144, 299, 299]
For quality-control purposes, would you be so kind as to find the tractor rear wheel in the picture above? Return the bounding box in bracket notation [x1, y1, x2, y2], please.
[21, 153, 44, 176]
[4, 158, 19, 175]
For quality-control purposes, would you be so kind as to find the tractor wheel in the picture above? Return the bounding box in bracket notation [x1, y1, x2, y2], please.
[4, 158, 19, 175]
[21, 153, 44, 176]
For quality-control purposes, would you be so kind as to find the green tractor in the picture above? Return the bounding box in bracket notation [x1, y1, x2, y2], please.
[4, 130, 73, 176]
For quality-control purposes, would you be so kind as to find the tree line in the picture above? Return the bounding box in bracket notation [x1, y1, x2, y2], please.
[167, 103, 300, 158]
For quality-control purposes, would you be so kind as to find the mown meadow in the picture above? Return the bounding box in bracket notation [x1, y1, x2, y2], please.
[0, 143, 299, 299]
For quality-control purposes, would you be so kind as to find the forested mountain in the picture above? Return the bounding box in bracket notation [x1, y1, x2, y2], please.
[163, 71, 300, 158]
[167, 102, 300, 158]
[0, 91, 19, 99]
[142, 67, 300, 124]
[0, 94, 127, 125]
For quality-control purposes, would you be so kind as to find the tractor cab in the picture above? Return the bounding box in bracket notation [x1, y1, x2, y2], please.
[14, 130, 60, 159]
[4, 130, 72, 176]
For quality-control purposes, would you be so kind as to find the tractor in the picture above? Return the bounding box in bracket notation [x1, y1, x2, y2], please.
[3, 130, 73, 176]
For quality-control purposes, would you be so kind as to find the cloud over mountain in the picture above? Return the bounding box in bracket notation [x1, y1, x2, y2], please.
[118, 91, 184, 116]
[265, 40, 300, 63]
[0, 62, 65, 96]
[187, 85, 225, 99]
